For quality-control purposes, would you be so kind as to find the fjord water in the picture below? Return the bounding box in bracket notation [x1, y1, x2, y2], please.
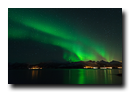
[8, 69, 122, 84]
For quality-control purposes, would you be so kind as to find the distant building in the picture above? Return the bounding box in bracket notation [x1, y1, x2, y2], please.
[106, 67, 112, 69]
[93, 67, 98, 69]
[118, 67, 122, 69]
[84, 66, 92, 69]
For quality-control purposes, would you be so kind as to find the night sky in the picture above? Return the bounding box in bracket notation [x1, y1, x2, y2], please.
[8, 8, 122, 64]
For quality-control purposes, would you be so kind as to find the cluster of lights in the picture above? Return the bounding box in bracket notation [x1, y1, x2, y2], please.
[29, 68, 42, 69]
[83, 66, 98, 69]
[29, 66, 42, 69]
[117, 67, 122, 69]
[84, 66, 113, 69]
[100, 67, 112, 69]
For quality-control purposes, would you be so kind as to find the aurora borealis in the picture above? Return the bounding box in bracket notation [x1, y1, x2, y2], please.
[8, 8, 122, 64]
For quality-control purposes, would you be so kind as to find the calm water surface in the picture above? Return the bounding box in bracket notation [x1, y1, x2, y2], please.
[8, 69, 122, 84]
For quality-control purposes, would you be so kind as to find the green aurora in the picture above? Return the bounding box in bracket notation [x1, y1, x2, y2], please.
[8, 8, 122, 62]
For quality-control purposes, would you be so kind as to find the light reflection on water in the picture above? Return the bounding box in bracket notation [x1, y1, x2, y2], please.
[104, 70, 107, 84]
[63, 69, 121, 84]
[8, 69, 122, 84]
[32, 70, 38, 79]
[118, 69, 122, 74]
[108, 69, 112, 83]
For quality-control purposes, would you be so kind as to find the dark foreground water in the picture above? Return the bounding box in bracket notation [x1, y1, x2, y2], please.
[8, 69, 122, 84]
